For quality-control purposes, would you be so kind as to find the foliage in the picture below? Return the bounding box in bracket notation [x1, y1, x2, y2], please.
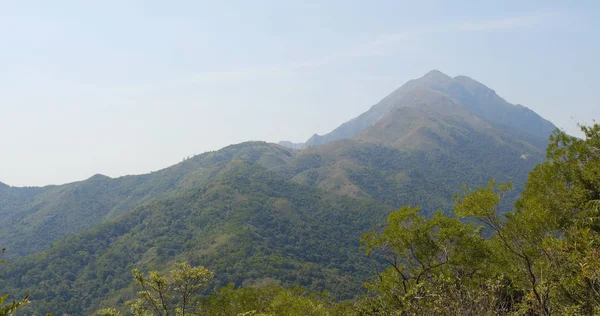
[198, 283, 352, 316]
[95, 269, 352, 316]
[1, 79, 548, 261]
[0, 100, 588, 316]
[0, 74, 550, 315]
[0, 162, 387, 314]
[0, 293, 29, 316]
[360, 124, 600, 315]
[0, 142, 295, 259]
[460, 124, 600, 315]
[359, 206, 506, 315]
[128, 263, 213, 316]
[94, 308, 122, 316]
[0, 249, 29, 316]
[106, 123, 600, 316]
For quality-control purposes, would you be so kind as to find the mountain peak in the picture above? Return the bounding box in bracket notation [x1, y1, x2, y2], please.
[421, 69, 452, 81]
[296, 70, 556, 149]
[87, 174, 112, 181]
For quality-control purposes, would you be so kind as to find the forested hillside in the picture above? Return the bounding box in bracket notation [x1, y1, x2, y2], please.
[5, 123, 597, 315]
[1, 160, 391, 314]
[0, 71, 564, 314]
[0, 142, 296, 258]
[278, 81, 545, 212]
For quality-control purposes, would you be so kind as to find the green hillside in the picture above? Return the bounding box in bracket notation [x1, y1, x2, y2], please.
[0, 142, 295, 258]
[0, 71, 559, 314]
[2, 160, 390, 314]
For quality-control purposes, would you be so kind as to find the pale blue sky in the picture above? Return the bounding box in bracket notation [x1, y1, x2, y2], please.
[1, 0, 598, 186]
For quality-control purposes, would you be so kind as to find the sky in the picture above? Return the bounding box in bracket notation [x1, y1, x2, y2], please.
[1, 0, 599, 187]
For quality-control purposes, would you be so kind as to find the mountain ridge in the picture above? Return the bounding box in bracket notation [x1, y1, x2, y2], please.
[0, 70, 559, 314]
[280, 70, 555, 149]
[0, 141, 296, 257]
[0, 71, 555, 259]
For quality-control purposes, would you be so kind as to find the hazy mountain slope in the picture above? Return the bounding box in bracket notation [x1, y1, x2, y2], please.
[0, 182, 45, 218]
[2, 160, 389, 315]
[276, 79, 545, 212]
[0, 142, 296, 258]
[277, 140, 539, 216]
[452, 75, 556, 143]
[300, 70, 555, 148]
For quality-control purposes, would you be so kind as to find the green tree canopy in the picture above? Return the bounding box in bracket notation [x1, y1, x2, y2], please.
[127, 263, 213, 316]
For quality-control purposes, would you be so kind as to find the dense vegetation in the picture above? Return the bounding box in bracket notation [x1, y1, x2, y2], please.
[0, 133, 540, 314]
[359, 124, 600, 315]
[0, 249, 29, 315]
[0, 161, 390, 314]
[0, 143, 296, 259]
[0, 71, 551, 262]
[2, 124, 598, 315]
[103, 124, 600, 315]
[0, 71, 576, 314]
[82, 124, 599, 315]
[0, 116, 546, 313]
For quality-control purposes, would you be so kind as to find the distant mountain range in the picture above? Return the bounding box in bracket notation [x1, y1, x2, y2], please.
[0, 70, 556, 314]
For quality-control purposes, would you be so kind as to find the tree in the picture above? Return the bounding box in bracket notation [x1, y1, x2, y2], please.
[518, 124, 600, 314]
[127, 263, 213, 316]
[360, 206, 499, 315]
[454, 180, 553, 315]
[455, 124, 600, 315]
[362, 124, 600, 315]
[0, 248, 29, 316]
[94, 308, 122, 316]
[198, 283, 350, 316]
[0, 294, 29, 316]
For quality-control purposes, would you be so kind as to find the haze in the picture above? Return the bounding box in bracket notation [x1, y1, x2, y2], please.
[1, 0, 598, 187]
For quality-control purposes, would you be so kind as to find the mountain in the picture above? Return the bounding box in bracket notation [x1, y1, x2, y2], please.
[0, 70, 557, 314]
[276, 71, 550, 211]
[3, 146, 391, 314]
[295, 70, 554, 148]
[0, 142, 296, 258]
